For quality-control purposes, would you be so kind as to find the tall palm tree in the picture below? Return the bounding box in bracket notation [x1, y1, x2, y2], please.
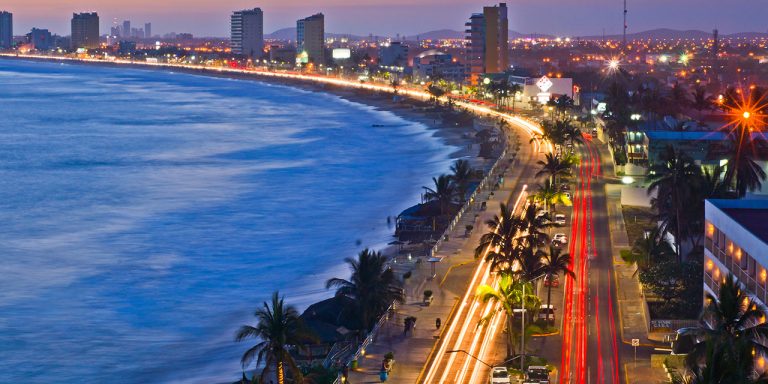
[683, 274, 768, 383]
[647, 146, 702, 260]
[536, 152, 571, 184]
[326, 249, 405, 332]
[530, 179, 572, 215]
[236, 292, 314, 384]
[724, 135, 767, 198]
[423, 174, 456, 215]
[476, 274, 540, 357]
[509, 83, 522, 113]
[516, 203, 551, 248]
[540, 246, 575, 320]
[476, 203, 521, 273]
[450, 159, 474, 203]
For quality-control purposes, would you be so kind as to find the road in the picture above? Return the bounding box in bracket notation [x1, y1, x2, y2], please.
[559, 137, 624, 384]
[420, 123, 547, 384]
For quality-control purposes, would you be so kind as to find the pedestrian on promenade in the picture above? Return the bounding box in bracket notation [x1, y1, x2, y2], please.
[435, 317, 441, 330]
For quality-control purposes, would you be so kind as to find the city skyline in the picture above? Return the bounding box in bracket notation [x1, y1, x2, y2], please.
[1, 0, 767, 38]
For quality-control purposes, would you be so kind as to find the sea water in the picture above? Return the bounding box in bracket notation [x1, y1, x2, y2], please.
[0, 59, 457, 383]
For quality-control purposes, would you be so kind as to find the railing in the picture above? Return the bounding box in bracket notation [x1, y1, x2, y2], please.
[332, 303, 395, 384]
[430, 135, 512, 258]
[322, 341, 354, 369]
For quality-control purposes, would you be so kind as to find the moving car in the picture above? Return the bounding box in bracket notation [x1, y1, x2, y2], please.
[554, 214, 566, 226]
[490, 366, 511, 383]
[526, 365, 550, 384]
[552, 233, 568, 246]
[537, 304, 556, 322]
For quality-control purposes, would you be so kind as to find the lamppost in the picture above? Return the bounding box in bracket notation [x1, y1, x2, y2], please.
[446, 349, 493, 368]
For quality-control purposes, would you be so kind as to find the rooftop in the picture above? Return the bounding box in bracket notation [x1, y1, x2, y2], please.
[709, 199, 768, 245]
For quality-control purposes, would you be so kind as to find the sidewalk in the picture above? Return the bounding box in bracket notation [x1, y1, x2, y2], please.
[596, 141, 668, 384]
[347, 127, 534, 384]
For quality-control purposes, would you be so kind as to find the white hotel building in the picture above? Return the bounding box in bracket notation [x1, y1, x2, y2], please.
[704, 199, 768, 362]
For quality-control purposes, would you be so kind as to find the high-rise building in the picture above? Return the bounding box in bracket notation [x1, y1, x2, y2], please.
[297, 13, 325, 65]
[231, 8, 264, 59]
[29, 28, 53, 51]
[144, 23, 152, 38]
[71, 12, 100, 50]
[0, 11, 12, 49]
[122, 20, 130, 38]
[379, 41, 409, 67]
[465, 3, 509, 83]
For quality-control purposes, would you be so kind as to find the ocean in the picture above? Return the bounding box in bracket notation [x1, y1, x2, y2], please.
[0, 59, 457, 383]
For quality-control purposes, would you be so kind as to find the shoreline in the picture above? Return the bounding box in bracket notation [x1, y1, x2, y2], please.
[0, 55, 508, 382]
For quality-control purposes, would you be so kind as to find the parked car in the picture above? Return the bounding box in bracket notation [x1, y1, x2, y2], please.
[526, 365, 550, 384]
[671, 328, 700, 355]
[544, 274, 559, 287]
[552, 233, 568, 246]
[535, 210, 550, 221]
[537, 304, 556, 322]
[490, 366, 511, 384]
[554, 214, 566, 226]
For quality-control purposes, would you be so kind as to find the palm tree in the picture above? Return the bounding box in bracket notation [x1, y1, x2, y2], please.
[423, 174, 456, 215]
[236, 292, 315, 384]
[476, 274, 540, 357]
[509, 83, 522, 113]
[691, 85, 713, 121]
[683, 274, 768, 383]
[530, 179, 572, 215]
[476, 203, 520, 273]
[427, 84, 446, 105]
[516, 203, 551, 249]
[623, 227, 674, 275]
[326, 249, 405, 332]
[536, 152, 571, 184]
[540, 246, 575, 321]
[724, 135, 767, 198]
[647, 146, 702, 260]
[450, 159, 474, 203]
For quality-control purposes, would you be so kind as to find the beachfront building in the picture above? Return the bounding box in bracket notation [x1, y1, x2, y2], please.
[71, 12, 99, 50]
[231, 8, 264, 59]
[465, 3, 509, 84]
[297, 13, 325, 65]
[704, 198, 768, 369]
[413, 50, 466, 84]
[29, 28, 53, 51]
[122, 20, 130, 38]
[379, 41, 409, 68]
[144, 23, 152, 39]
[0, 11, 12, 49]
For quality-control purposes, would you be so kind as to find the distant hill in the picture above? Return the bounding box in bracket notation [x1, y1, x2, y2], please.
[266, 27, 364, 41]
[580, 28, 768, 40]
[265, 27, 768, 42]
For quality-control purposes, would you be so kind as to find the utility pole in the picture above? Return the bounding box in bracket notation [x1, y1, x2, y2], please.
[521, 283, 526, 372]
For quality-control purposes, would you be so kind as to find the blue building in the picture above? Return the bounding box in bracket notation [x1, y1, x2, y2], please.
[29, 28, 52, 51]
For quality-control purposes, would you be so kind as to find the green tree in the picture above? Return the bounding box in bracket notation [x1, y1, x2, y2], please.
[691, 85, 714, 121]
[476, 274, 540, 357]
[724, 135, 766, 198]
[476, 203, 521, 274]
[540, 246, 575, 322]
[530, 179, 572, 215]
[236, 292, 315, 384]
[536, 152, 572, 184]
[427, 84, 446, 105]
[423, 174, 456, 215]
[683, 274, 768, 383]
[623, 226, 674, 275]
[326, 249, 405, 332]
[647, 146, 702, 260]
[450, 159, 474, 203]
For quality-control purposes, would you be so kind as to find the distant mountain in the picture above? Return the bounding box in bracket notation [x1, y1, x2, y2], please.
[265, 27, 768, 42]
[266, 27, 364, 41]
[580, 28, 768, 40]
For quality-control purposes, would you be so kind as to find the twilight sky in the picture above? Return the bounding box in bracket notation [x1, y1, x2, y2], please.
[3, 0, 767, 37]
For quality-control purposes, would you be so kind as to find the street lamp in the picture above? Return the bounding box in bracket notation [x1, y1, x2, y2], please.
[447, 349, 494, 368]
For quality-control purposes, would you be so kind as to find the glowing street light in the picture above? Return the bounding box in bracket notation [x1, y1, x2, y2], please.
[608, 59, 620, 71]
[743, 111, 751, 120]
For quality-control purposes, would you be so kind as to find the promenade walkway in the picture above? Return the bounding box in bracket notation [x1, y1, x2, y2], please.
[346, 125, 535, 384]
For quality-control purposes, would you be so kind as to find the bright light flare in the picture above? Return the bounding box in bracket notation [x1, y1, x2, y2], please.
[722, 87, 768, 135]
